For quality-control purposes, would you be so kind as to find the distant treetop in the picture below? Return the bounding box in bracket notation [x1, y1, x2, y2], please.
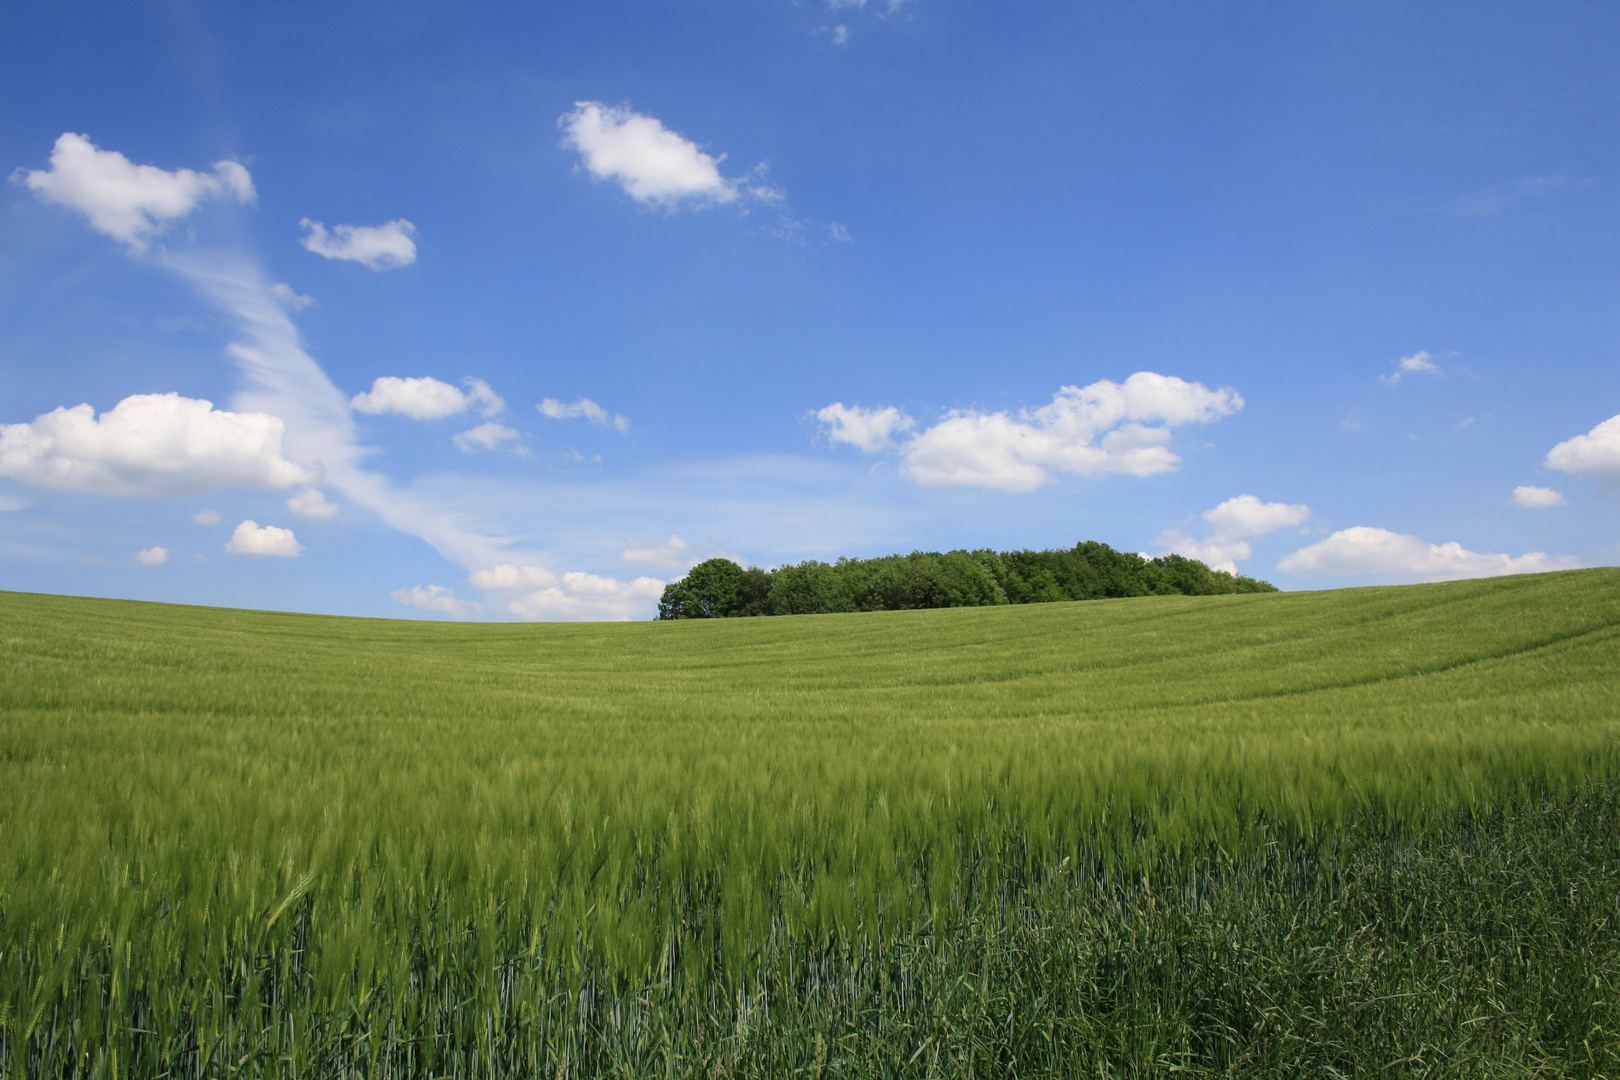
[656, 541, 1277, 620]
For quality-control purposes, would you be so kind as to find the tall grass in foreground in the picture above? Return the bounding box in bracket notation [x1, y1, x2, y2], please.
[1, 569, 1618, 1076]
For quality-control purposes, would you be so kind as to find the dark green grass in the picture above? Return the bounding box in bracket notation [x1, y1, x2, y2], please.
[1, 569, 1619, 1076]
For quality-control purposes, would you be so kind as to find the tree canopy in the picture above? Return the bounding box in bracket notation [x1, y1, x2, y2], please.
[656, 541, 1277, 619]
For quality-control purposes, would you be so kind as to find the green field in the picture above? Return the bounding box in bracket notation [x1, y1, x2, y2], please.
[4, 569, 1620, 1077]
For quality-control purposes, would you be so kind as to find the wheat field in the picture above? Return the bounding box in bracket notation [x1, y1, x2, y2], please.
[3, 569, 1619, 1077]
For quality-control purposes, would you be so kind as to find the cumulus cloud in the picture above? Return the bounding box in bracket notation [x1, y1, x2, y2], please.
[1277, 526, 1579, 582]
[827, 373, 1242, 492]
[453, 422, 522, 453]
[816, 403, 914, 451]
[538, 397, 629, 432]
[1378, 350, 1441, 386]
[225, 519, 303, 558]
[1546, 413, 1620, 488]
[299, 218, 417, 270]
[391, 584, 482, 619]
[469, 562, 665, 621]
[133, 546, 168, 566]
[0, 392, 312, 497]
[15, 132, 254, 251]
[192, 508, 221, 525]
[287, 487, 340, 520]
[25, 132, 521, 572]
[1157, 494, 1311, 573]
[559, 101, 780, 209]
[1512, 485, 1567, 508]
[351, 376, 504, 420]
[621, 534, 695, 570]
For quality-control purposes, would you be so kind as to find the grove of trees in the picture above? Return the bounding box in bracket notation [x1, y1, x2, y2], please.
[656, 541, 1277, 620]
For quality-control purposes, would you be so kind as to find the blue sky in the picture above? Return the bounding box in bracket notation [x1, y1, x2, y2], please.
[2, 1, 1617, 619]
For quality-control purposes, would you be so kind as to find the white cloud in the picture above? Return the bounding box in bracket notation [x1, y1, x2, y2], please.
[538, 397, 629, 432]
[0, 392, 313, 497]
[351, 376, 504, 420]
[225, 519, 303, 558]
[838, 373, 1242, 493]
[816, 403, 914, 451]
[1277, 526, 1579, 582]
[0, 494, 29, 511]
[192, 508, 221, 525]
[391, 584, 482, 619]
[299, 218, 417, 270]
[29, 130, 522, 571]
[1378, 350, 1441, 386]
[15, 132, 254, 251]
[270, 283, 315, 310]
[133, 546, 168, 566]
[468, 563, 556, 591]
[1156, 494, 1311, 573]
[620, 534, 695, 570]
[1546, 413, 1620, 488]
[453, 422, 522, 453]
[1450, 175, 1582, 218]
[1512, 485, 1567, 508]
[559, 101, 778, 210]
[287, 487, 340, 520]
[469, 561, 666, 621]
[1202, 494, 1312, 542]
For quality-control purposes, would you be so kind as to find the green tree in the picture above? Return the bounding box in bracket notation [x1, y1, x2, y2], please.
[656, 559, 768, 619]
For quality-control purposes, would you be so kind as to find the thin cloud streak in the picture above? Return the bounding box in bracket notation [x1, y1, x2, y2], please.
[165, 251, 520, 568]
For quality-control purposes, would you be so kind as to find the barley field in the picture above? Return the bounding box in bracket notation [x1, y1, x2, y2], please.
[3, 569, 1620, 1077]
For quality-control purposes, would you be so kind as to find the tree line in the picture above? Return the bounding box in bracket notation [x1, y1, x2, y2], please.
[656, 541, 1278, 619]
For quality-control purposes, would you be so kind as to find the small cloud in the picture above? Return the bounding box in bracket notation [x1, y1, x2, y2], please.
[1546, 412, 1620, 489]
[1450, 175, 1583, 218]
[225, 519, 303, 558]
[1455, 417, 1476, 430]
[133, 546, 168, 566]
[1378, 350, 1441, 386]
[192, 508, 221, 525]
[287, 487, 340, 520]
[537, 397, 629, 432]
[832, 23, 851, 45]
[1157, 494, 1311, 573]
[350, 376, 504, 420]
[299, 218, 417, 270]
[1512, 485, 1567, 508]
[391, 584, 482, 619]
[270, 282, 316, 310]
[815, 402, 914, 452]
[0, 494, 31, 511]
[620, 534, 695, 571]
[560, 448, 603, 464]
[559, 101, 780, 210]
[827, 222, 852, 243]
[1340, 414, 1361, 432]
[15, 132, 254, 251]
[453, 422, 523, 453]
